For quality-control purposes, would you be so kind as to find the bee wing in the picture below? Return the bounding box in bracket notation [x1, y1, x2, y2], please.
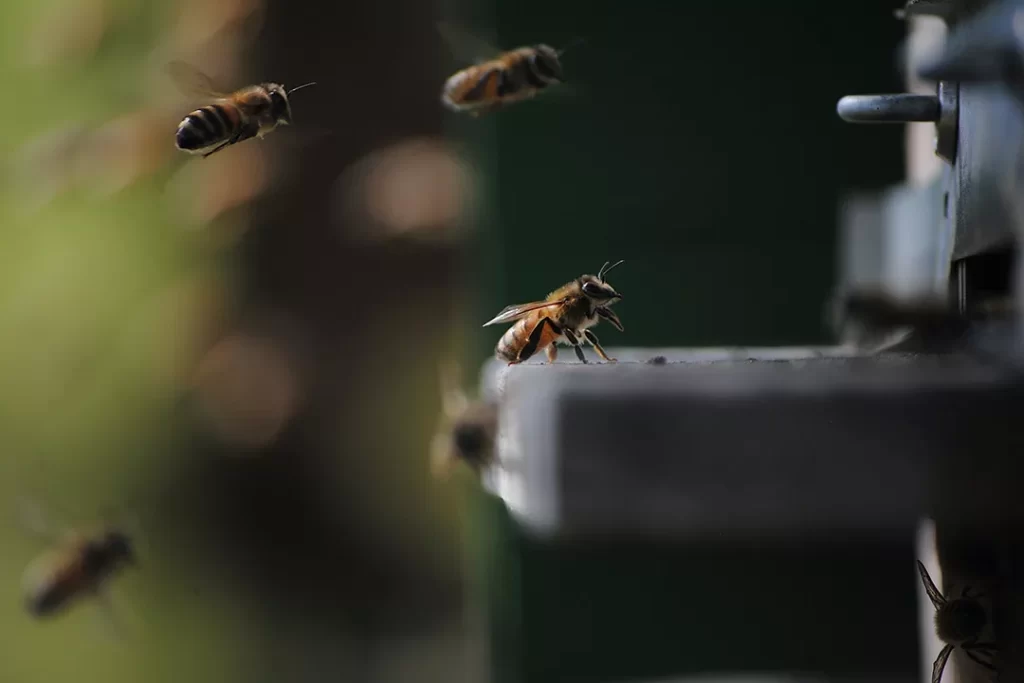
[438, 360, 470, 417]
[931, 643, 953, 683]
[13, 495, 69, 542]
[916, 560, 946, 609]
[436, 21, 501, 64]
[166, 61, 230, 98]
[93, 586, 140, 643]
[482, 300, 565, 327]
[429, 431, 458, 480]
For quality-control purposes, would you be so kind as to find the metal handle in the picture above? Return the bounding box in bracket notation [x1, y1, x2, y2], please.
[836, 94, 941, 123]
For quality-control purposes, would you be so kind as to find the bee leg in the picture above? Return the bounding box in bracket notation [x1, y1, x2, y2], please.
[518, 317, 562, 362]
[584, 330, 616, 362]
[961, 643, 998, 671]
[202, 120, 260, 158]
[546, 344, 558, 363]
[965, 640, 999, 653]
[201, 140, 233, 158]
[563, 329, 587, 363]
[596, 306, 624, 332]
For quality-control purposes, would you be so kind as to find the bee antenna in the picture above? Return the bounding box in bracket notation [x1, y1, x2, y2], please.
[557, 36, 587, 57]
[287, 82, 317, 95]
[598, 259, 624, 282]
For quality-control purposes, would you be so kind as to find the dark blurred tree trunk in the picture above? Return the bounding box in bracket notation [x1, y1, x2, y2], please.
[172, 0, 481, 681]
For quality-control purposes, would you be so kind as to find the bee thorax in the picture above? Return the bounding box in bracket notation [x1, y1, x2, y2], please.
[936, 599, 987, 644]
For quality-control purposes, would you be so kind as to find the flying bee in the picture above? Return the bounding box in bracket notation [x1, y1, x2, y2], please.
[430, 360, 499, 479]
[14, 496, 139, 628]
[916, 560, 998, 683]
[438, 23, 581, 116]
[23, 525, 137, 619]
[168, 61, 316, 158]
[483, 260, 624, 365]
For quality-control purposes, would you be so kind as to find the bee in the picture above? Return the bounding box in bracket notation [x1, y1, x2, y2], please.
[168, 61, 316, 158]
[15, 496, 138, 624]
[438, 23, 581, 116]
[430, 360, 499, 479]
[23, 525, 137, 618]
[916, 560, 998, 683]
[483, 260, 624, 365]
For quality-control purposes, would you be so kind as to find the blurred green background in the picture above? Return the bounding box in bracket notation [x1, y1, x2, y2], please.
[0, 0, 903, 681]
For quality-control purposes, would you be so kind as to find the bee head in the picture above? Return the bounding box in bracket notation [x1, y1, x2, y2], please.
[532, 45, 565, 83]
[266, 84, 293, 125]
[452, 420, 490, 468]
[580, 275, 621, 302]
[103, 529, 137, 566]
[581, 260, 624, 302]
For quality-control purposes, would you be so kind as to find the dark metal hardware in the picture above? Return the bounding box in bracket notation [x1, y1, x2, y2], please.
[836, 94, 941, 123]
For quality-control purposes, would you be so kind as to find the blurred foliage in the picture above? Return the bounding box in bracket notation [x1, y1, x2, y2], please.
[0, 0, 481, 677]
[0, 0, 292, 681]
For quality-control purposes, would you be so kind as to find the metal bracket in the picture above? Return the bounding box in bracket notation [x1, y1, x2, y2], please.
[936, 81, 960, 163]
[836, 86, 959, 165]
[836, 94, 940, 123]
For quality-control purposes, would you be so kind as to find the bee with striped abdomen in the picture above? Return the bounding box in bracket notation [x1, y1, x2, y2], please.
[15, 495, 139, 628]
[483, 260, 624, 365]
[916, 560, 998, 683]
[23, 526, 136, 618]
[168, 61, 315, 158]
[430, 361, 499, 479]
[438, 23, 580, 116]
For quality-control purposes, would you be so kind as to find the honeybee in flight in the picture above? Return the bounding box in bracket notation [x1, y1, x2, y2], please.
[168, 61, 316, 158]
[484, 260, 624, 365]
[438, 23, 581, 116]
[17, 497, 138, 624]
[916, 560, 998, 683]
[430, 361, 499, 479]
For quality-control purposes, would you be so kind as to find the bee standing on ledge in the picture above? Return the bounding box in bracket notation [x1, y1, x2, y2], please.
[484, 260, 625, 365]
[438, 23, 580, 116]
[430, 361, 499, 479]
[168, 61, 316, 158]
[22, 525, 136, 619]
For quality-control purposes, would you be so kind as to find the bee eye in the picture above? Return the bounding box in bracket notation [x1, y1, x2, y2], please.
[582, 282, 604, 297]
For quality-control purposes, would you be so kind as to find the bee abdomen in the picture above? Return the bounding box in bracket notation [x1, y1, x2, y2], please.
[496, 323, 525, 362]
[26, 586, 67, 617]
[24, 572, 79, 617]
[175, 104, 232, 150]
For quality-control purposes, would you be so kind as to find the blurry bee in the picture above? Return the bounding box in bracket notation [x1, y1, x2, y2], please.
[438, 23, 582, 116]
[430, 361, 499, 479]
[168, 61, 316, 158]
[483, 260, 624, 365]
[916, 560, 998, 683]
[23, 525, 137, 619]
[15, 495, 139, 626]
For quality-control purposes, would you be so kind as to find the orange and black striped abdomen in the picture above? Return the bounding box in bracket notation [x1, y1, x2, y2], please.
[496, 312, 562, 362]
[443, 48, 557, 111]
[445, 63, 502, 107]
[175, 102, 241, 152]
[496, 317, 530, 362]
